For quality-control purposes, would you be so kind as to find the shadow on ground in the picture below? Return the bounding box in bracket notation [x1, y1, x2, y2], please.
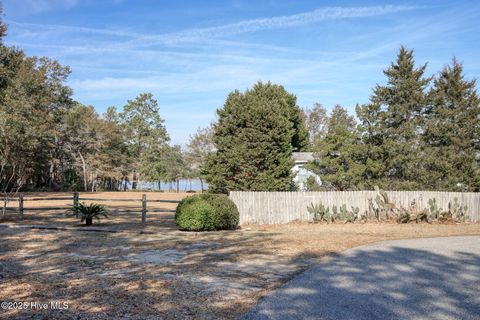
[0, 220, 316, 319]
[243, 237, 480, 320]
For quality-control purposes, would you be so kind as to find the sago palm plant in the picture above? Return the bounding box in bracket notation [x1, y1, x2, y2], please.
[74, 202, 109, 226]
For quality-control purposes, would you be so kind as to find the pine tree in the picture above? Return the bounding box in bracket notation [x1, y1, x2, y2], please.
[311, 106, 364, 190]
[205, 82, 308, 192]
[424, 58, 480, 190]
[118, 93, 169, 189]
[356, 46, 431, 189]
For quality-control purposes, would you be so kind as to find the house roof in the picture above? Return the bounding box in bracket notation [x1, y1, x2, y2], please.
[292, 152, 315, 163]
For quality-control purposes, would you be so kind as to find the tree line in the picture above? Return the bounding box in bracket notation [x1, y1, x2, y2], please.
[0, 14, 206, 195]
[309, 48, 479, 191]
[204, 47, 479, 192]
[1, 7, 479, 195]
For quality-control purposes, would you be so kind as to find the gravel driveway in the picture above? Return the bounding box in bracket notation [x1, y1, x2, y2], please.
[242, 236, 480, 320]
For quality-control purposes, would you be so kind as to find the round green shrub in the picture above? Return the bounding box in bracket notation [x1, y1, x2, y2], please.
[175, 194, 239, 231]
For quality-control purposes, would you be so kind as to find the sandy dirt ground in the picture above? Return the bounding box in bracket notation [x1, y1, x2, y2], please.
[0, 192, 479, 319]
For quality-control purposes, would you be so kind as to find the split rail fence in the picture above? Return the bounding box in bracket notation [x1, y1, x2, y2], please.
[229, 191, 480, 225]
[2, 193, 180, 223]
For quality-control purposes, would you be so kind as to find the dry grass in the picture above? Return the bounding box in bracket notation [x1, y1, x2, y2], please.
[0, 192, 479, 319]
[246, 222, 480, 256]
[1, 191, 189, 227]
[6, 191, 187, 208]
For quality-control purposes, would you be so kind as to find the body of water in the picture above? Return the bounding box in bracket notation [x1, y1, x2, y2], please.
[124, 179, 207, 192]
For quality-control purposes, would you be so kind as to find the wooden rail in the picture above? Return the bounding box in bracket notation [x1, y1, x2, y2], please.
[3, 192, 181, 223]
[25, 197, 75, 201]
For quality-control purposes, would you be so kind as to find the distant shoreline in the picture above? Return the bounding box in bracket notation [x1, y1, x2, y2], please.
[126, 179, 207, 192]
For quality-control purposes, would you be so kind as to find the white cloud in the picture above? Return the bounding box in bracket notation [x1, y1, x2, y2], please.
[70, 64, 261, 94]
[8, 21, 142, 39]
[168, 5, 417, 40]
[9, 5, 419, 46]
[4, 3, 434, 145]
[8, 4, 426, 104]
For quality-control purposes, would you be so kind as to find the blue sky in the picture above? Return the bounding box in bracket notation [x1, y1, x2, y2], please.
[3, 0, 480, 145]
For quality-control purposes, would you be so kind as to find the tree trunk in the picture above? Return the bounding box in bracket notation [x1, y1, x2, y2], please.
[132, 171, 137, 190]
[176, 179, 179, 192]
[200, 178, 204, 193]
[48, 162, 54, 190]
[78, 151, 88, 192]
[85, 217, 92, 226]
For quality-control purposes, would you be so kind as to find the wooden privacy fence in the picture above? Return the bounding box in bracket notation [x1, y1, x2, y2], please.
[229, 191, 480, 225]
[4, 192, 180, 223]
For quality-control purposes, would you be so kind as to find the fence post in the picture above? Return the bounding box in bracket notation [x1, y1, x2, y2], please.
[73, 192, 79, 217]
[19, 195, 24, 219]
[141, 194, 147, 223]
[73, 192, 79, 207]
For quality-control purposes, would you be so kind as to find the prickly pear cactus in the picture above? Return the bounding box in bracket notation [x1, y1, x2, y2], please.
[307, 203, 331, 223]
[369, 186, 392, 220]
[331, 205, 338, 222]
[339, 204, 348, 219]
[448, 198, 469, 222]
[427, 198, 443, 220]
[351, 206, 361, 221]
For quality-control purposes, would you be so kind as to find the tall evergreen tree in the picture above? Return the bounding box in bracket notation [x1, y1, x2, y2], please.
[290, 101, 309, 152]
[205, 82, 308, 192]
[356, 46, 431, 189]
[118, 93, 169, 189]
[423, 58, 480, 190]
[310, 106, 364, 190]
